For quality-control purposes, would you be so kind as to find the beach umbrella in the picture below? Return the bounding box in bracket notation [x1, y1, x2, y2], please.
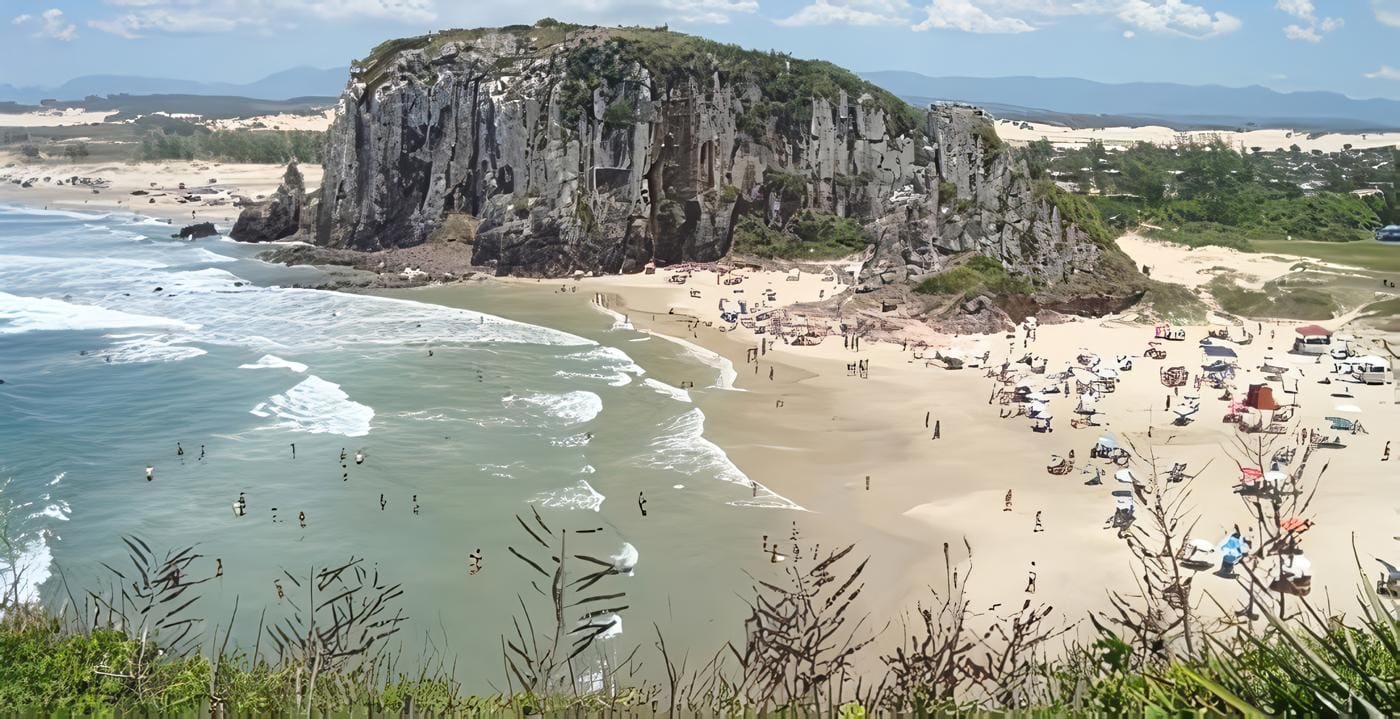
[1263, 470, 1288, 485]
[1096, 434, 1119, 450]
[1219, 534, 1250, 562]
[1114, 468, 1137, 484]
[1334, 404, 1362, 414]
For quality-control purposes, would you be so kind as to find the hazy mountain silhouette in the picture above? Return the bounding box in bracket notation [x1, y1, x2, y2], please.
[861, 71, 1400, 131]
[0, 66, 348, 104]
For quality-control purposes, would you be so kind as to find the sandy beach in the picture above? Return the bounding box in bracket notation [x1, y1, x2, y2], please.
[484, 244, 1400, 640]
[0, 155, 320, 226]
[997, 119, 1400, 153]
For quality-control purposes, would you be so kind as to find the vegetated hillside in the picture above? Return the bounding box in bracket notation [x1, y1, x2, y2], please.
[234, 19, 1143, 318]
[1023, 137, 1398, 250]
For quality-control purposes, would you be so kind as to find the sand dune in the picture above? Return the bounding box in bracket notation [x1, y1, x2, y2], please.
[997, 119, 1400, 152]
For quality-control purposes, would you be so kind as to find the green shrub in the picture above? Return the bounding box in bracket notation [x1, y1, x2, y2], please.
[914, 254, 1032, 296]
[730, 210, 869, 259]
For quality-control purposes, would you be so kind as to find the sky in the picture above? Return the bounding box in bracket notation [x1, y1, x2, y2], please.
[3, 0, 1399, 100]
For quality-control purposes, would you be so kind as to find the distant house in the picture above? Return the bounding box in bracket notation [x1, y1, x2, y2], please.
[1352, 188, 1383, 198]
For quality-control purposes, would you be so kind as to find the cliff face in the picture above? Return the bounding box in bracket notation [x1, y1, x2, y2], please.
[245, 22, 1112, 289]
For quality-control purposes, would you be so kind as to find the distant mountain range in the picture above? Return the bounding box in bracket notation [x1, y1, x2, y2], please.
[860, 72, 1400, 132]
[0, 66, 350, 104]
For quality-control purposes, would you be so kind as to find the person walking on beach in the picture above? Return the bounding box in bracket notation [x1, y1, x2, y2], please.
[290, 443, 296, 459]
[1384, 441, 1391, 462]
[1004, 490, 1013, 512]
[145, 464, 154, 481]
[1034, 511, 1044, 533]
[933, 420, 941, 440]
[1025, 562, 1037, 593]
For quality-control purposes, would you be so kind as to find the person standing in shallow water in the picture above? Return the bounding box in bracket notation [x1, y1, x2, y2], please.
[145, 464, 154, 481]
[290, 443, 296, 459]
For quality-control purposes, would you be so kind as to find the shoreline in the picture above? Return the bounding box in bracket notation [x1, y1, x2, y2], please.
[4, 189, 1399, 642]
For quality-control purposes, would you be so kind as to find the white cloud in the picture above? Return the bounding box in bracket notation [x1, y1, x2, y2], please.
[89, 0, 439, 38]
[1275, 0, 1340, 42]
[1375, 0, 1400, 27]
[15, 8, 78, 40]
[1282, 23, 1319, 42]
[785, 0, 1239, 38]
[912, 0, 1035, 33]
[1115, 0, 1239, 38]
[776, 0, 911, 27]
[1122, 29, 1134, 37]
[1364, 65, 1400, 81]
[663, 0, 760, 24]
[1275, 0, 1313, 20]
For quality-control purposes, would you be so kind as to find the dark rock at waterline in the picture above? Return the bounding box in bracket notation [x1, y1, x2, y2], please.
[173, 222, 219, 240]
[229, 162, 305, 243]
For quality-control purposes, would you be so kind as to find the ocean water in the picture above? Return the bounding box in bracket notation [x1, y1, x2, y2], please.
[0, 205, 793, 688]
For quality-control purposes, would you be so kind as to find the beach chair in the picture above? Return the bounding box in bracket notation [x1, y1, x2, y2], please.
[1144, 342, 1167, 360]
[1376, 559, 1400, 597]
[1160, 366, 1189, 388]
[1325, 416, 1354, 431]
[1046, 455, 1074, 475]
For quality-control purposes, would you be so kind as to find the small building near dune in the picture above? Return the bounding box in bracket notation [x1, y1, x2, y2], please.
[1292, 324, 1333, 355]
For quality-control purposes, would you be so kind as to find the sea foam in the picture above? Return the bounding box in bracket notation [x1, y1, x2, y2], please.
[251, 375, 374, 437]
[239, 354, 309, 373]
[642, 408, 803, 511]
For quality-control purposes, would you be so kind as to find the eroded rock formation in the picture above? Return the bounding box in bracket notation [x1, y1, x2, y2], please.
[237, 22, 1123, 293]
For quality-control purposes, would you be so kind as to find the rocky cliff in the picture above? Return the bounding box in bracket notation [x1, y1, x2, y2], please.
[236, 20, 1128, 295]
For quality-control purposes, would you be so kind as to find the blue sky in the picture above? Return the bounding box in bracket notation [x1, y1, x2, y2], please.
[4, 1, 1399, 99]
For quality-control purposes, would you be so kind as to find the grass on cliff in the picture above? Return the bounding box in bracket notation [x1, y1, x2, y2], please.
[731, 211, 869, 260]
[914, 255, 1034, 296]
[352, 19, 924, 142]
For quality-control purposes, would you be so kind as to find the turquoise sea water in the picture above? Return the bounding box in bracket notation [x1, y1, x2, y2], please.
[0, 205, 793, 688]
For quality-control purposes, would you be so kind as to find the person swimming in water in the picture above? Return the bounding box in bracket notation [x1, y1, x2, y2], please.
[145, 464, 154, 481]
[198, 445, 205, 461]
[340, 448, 347, 462]
[355, 450, 365, 465]
[176, 442, 184, 458]
[298, 511, 306, 528]
[379, 493, 386, 511]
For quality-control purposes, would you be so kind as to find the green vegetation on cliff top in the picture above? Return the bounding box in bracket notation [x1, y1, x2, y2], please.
[353, 19, 923, 140]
